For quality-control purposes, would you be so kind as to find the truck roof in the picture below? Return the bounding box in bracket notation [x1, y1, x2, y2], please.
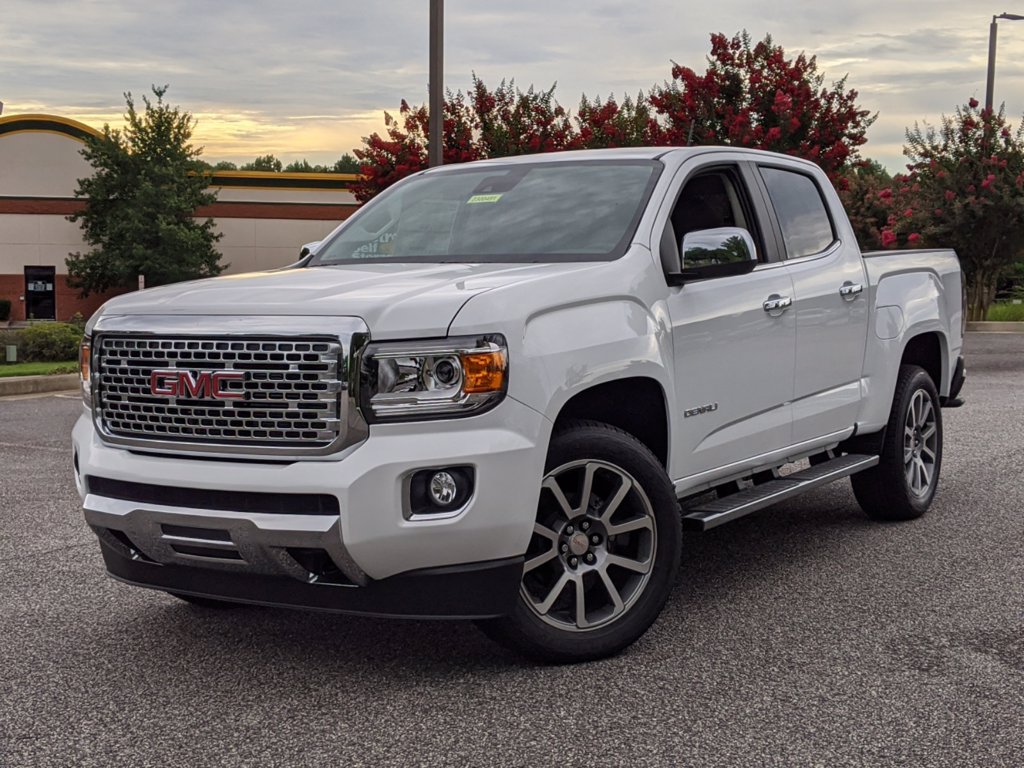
[420, 145, 815, 171]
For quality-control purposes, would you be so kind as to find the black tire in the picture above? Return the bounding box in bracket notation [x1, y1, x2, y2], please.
[168, 592, 244, 609]
[478, 420, 682, 663]
[851, 365, 942, 521]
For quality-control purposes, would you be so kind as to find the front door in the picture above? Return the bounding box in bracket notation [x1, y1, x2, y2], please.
[662, 165, 797, 483]
[24, 266, 56, 320]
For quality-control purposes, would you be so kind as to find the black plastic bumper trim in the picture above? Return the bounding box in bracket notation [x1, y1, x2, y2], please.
[86, 475, 340, 515]
[98, 541, 523, 620]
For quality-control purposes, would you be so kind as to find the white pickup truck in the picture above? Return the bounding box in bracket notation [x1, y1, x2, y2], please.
[73, 147, 965, 662]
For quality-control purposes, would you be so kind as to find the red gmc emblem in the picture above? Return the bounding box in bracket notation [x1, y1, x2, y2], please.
[149, 370, 245, 400]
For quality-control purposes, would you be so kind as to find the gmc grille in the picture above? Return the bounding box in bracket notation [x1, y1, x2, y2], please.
[95, 335, 345, 453]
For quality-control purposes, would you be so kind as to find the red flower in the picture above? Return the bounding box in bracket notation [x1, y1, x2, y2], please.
[908, 233, 921, 244]
[969, 97, 979, 109]
[903, 208, 914, 218]
[944, 190, 956, 201]
[881, 229, 897, 247]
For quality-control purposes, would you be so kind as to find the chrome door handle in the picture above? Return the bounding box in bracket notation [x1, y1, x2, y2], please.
[839, 281, 864, 299]
[762, 295, 792, 313]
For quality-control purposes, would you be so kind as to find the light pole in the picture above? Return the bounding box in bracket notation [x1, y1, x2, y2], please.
[986, 12, 1024, 111]
[428, 0, 444, 167]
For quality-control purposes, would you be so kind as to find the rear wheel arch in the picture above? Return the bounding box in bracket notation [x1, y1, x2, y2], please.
[900, 332, 945, 393]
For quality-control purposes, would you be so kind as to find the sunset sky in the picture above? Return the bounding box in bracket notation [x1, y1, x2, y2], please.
[3, 0, 1024, 172]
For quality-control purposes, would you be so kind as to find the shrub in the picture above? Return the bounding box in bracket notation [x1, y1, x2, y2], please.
[987, 302, 1024, 322]
[0, 299, 11, 321]
[18, 323, 83, 362]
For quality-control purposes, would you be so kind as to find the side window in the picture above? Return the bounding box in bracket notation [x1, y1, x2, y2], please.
[667, 169, 761, 263]
[759, 167, 835, 259]
[670, 172, 747, 240]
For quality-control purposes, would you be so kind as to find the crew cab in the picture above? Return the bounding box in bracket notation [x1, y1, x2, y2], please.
[73, 147, 965, 662]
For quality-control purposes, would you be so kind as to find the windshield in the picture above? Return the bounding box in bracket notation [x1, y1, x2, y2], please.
[312, 160, 662, 264]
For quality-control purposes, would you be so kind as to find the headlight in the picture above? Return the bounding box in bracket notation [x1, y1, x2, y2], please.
[80, 337, 92, 407]
[358, 335, 508, 422]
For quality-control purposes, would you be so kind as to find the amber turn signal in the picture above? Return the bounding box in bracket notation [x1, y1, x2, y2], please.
[79, 341, 91, 382]
[460, 350, 507, 393]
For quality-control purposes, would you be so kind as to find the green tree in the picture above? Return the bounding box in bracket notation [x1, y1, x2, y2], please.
[283, 158, 315, 172]
[242, 154, 283, 171]
[67, 85, 223, 295]
[212, 160, 238, 171]
[332, 154, 360, 173]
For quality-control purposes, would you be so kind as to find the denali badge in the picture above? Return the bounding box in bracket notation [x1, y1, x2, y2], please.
[684, 402, 719, 418]
[149, 370, 245, 400]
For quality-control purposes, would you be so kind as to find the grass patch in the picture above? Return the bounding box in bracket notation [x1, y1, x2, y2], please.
[0, 360, 79, 378]
[987, 303, 1024, 322]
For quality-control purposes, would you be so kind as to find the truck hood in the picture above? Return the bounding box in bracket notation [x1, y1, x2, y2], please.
[96, 262, 600, 337]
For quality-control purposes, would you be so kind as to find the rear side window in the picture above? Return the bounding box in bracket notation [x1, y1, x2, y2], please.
[760, 167, 835, 259]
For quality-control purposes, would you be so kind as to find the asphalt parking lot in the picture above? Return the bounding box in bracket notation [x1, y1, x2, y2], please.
[1, 333, 1021, 767]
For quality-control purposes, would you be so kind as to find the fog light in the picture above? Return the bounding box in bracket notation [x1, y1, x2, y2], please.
[407, 466, 475, 518]
[429, 471, 458, 505]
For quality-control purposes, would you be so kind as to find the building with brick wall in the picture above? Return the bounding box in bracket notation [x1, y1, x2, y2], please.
[0, 114, 360, 322]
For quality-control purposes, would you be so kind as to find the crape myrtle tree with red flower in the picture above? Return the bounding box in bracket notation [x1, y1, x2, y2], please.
[869, 98, 1024, 320]
[352, 32, 875, 201]
[647, 32, 874, 183]
[351, 77, 573, 202]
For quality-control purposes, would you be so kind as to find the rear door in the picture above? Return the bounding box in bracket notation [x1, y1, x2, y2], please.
[755, 164, 870, 443]
[660, 160, 797, 483]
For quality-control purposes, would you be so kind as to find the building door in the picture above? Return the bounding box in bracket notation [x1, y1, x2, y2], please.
[24, 266, 56, 320]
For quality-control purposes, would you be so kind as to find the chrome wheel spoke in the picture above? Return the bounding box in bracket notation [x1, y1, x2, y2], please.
[534, 571, 571, 615]
[918, 399, 933, 430]
[599, 476, 632, 524]
[577, 462, 598, 516]
[524, 546, 558, 574]
[533, 521, 559, 543]
[918, 457, 933, 488]
[921, 445, 936, 462]
[574, 576, 588, 628]
[598, 567, 625, 614]
[606, 553, 652, 574]
[904, 441, 915, 463]
[542, 477, 574, 520]
[921, 424, 937, 442]
[606, 516, 653, 536]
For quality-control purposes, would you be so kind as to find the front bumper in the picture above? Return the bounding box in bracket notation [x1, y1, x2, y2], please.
[73, 397, 548, 617]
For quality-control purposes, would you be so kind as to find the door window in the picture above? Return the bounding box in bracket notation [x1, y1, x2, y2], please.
[759, 167, 835, 259]
[667, 169, 764, 263]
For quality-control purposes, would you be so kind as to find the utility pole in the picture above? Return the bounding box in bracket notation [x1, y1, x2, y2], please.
[986, 12, 1024, 112]
[429, 0, 444, 167]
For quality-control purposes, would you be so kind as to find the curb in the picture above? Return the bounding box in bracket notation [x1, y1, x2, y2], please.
[966, 321, 1024, 333]
[0, 374, 80, 398]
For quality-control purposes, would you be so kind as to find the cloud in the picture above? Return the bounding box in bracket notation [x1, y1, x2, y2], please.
[3, 0, 1024, 171]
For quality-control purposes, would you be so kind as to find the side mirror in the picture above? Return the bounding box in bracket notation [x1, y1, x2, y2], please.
[669, 227, 757, 285]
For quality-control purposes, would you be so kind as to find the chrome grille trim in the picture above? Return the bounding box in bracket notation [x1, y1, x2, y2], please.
[90, 315, 369, 458]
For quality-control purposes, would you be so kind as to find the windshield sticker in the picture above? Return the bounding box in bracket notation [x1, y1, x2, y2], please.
[466, 193, 503, 204]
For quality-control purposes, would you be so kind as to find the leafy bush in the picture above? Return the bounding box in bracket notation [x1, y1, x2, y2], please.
[0, 299, 10, 321]
[987, 302, 1024, 322]
[18, 323, 83, 362]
